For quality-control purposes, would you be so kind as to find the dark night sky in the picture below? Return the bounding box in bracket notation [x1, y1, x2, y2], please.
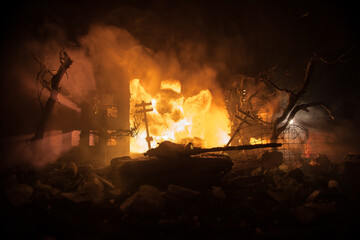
[2, 0, 359, 72]
[0, 0, 359, 146]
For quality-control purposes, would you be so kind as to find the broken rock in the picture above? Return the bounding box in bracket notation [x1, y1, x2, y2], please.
[285, 168, 304, 181]
[251, 166, 264, 176]
[6, 183, 34, 207]
[211, 186, 226, 199]
[166, 184, 201, 201]
[120, 185, 165, 215]
[338, 160, 360, 176]
[328, 180, 339, 189]
[314, 154, 330, 167]
[61, 176, 104, 203]
[34, 180, 60, 199]
[306, 190, 321, 203]
[267, 190, 289, 203]
[260, 151, 284, 169]
[292, 202, 336, 223]
[109, 188, 123, 197]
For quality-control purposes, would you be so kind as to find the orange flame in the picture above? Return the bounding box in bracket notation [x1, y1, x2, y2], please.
[249, 137, 270, 145]
[130, 79, 230, 153]
[304, 138, 312, 159]
[160, 79, 181, 93]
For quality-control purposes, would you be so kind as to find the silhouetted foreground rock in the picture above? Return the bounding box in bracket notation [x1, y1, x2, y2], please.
[1, 153, 360, 239]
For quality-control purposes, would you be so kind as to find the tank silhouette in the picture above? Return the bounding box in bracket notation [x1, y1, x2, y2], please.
[144, 141, 282, 159]
[109, 141, 282, 191]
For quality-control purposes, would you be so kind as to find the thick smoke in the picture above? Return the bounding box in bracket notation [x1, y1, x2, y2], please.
[79, 24, 229, 102]
[1, 22, 233, 167]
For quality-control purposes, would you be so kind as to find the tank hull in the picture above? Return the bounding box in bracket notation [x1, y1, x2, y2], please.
[108, 155, 233, 191]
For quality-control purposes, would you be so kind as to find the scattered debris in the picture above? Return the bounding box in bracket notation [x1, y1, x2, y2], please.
[61, 176, 104, 203]
[338, 158, 360, 176]
[292, 202, 337, 223]
[251, 166, 264, 176]
[328, 180, 339, 189]
[94, 173, 115, 189]
[285, 168, 304, 181]
[165, 184, 201, 201]
[266, 190, 289, 203]
[2, 151, 359, 239]
[307, 190, 322, 203]
[34, 180, 60, 198]
[108, 188, 123, 197]
[211, 186, 226, 199]
[314, 154, 331, 167]
[260, 151, 284, 169]
[6, 183, 34, 207]
[119, 185, 165, 215]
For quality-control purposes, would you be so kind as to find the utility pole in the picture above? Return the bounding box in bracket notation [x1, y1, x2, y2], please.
[135, 101, 153, 150]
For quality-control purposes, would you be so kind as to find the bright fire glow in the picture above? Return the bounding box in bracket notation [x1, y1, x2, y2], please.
[249, 137, 270, 145]
[304, 138, 312, 158]
[130, 79, 230, 153]
[160, 79, 181, 93]
[257, 112, 272, 122]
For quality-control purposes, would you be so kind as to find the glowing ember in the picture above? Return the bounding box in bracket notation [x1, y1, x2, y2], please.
[309, 159, 319, 166]
[304, 138, 312, 158]
[257, 112, 272, 122]
[130, 79, 230, 153]
[249, 137, 270, 145]
[107, 130, 117, 146]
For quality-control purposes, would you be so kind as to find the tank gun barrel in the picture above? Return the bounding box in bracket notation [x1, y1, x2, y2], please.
[190, 142, 282, 155]
[144, 141, 282, 159]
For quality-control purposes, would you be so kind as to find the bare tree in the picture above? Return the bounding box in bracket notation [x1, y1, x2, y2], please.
[225, 54, 339, 149]
[259, 55, 334, 144]
[31, 50, 73, 141]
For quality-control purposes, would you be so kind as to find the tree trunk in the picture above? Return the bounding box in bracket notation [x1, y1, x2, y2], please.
[31, 52, 73, 141]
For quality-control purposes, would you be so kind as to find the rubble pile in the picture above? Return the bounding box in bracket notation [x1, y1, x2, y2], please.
[1, 153, 360, 239]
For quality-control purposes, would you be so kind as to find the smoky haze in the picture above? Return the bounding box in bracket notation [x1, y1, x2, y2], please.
[0, 0, 359, 164]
